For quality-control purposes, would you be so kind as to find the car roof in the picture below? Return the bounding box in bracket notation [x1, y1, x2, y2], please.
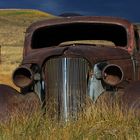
[26, 16, 132, 33]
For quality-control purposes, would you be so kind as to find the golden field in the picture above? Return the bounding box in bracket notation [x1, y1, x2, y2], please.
[0, 46, 22, 89]
[0, 9, 140, 139]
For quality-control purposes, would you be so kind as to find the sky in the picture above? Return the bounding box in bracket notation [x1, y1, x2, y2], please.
[0, 0, 140, 22]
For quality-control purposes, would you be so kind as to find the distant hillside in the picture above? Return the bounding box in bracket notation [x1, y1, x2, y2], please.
[0, 9, 55, 46]
[135, 23, 140, 29]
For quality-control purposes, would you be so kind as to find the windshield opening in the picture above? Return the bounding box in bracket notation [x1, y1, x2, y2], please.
[31, 23, 127, 49]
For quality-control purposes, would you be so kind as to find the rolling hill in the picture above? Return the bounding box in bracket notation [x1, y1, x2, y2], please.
[0, 9, 55, 46]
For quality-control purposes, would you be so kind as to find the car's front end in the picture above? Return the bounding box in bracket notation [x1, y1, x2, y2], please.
[1, 16, 139, 121]
[11, 16, 136, 120]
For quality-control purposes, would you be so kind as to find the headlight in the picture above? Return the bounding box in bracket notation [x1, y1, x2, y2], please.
[102, 64, 124, 86]
[12, 66, 33, 88]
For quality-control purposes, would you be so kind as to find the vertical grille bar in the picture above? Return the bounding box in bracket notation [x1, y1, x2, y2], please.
[44, 57, 89, 121]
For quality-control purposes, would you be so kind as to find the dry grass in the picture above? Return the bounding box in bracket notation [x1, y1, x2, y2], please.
[0, 102, 139, 140]
[0, 46, 22, 89]
[1, 46, 22, 74]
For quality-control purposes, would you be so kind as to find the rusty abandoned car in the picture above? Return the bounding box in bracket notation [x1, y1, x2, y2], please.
[1, 16, 140, 121]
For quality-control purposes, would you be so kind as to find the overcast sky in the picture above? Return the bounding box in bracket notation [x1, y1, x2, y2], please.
[0, 0, 140, 22]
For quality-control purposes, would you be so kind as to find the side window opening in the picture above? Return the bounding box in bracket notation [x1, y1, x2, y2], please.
[134, 29, 140, 51]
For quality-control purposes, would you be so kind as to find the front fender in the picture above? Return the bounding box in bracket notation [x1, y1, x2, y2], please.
[119, 81, 140, 116]
[0, 84, 40, 122]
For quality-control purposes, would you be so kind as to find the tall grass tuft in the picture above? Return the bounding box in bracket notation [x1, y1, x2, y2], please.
[0, 101, 139, 139]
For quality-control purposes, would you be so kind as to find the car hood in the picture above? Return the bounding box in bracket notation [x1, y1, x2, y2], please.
[22, 45, 130, 66]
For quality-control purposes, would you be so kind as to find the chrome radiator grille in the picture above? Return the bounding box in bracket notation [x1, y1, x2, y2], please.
[44, 57, 89, 120]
